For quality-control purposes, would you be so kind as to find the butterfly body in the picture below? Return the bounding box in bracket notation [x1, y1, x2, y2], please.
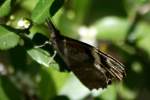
[46, 19, 126, 90]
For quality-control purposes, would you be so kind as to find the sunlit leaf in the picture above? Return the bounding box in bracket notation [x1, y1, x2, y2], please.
[94, 16, 128, 42]
[31, 0, 54, 24]
[27, 48, 58, 68]
[59, 74, 90, 100]
[100, 85, 117, 100]
[48, 68, 70, 91]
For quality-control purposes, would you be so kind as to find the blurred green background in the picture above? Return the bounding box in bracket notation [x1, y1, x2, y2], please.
[1, 0, 150, 100]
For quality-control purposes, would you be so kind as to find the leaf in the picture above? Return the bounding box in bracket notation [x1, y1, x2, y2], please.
[58, 74, 90, 100]
[0, 80, 9, 100]
[94, 16, 128, 42]
[0, 76, 23, 100]
[38, 68, 56, 100]
[0, 26, 20, 50]
[100, 85, 117, 100]
[27, 48, 59, 68]
[48, 68, 70, 91]
[50, 0, 65, 16]
[0, 0, 11, 17]
[31, 0, 54, 24]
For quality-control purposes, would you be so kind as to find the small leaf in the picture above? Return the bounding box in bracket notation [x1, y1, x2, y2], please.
[27, 48, 58, 68]
[0, 0, 11, 17]
[0, 26, 20, 50]
[31, 0, 54, 24]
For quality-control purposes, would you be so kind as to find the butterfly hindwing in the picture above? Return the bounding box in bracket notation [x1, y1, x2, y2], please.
[96, 50, 126, 80]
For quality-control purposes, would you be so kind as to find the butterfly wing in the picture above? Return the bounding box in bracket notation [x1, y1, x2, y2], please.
[100, 51, 125, 80]
[53, 36, 125, 89]
[93, 49, 126, 82]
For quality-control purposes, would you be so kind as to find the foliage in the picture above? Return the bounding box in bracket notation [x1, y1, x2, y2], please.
[0, 0, 150, 100]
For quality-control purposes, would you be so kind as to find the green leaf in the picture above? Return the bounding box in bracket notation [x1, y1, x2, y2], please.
[0, 0, 11, 17]
[134, 22, 150, 55]
[38, 68, 56, 100]
[0, 80, 9, 100]
[27, 48, 59, 68]
[0, 76, 23, 100]
[31, 0, 54, 24]
[0, 26, 20, 50]
[50, 0, 64, 16]
[100, 85, 117, 100]
[94, 16, 128, 42]
[48, 68, 70, 91]
[58, 74, 90, 100]
[73, 0, 92, 24]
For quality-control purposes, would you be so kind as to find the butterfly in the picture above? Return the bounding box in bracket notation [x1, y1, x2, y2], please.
[46, 19, 126, 90]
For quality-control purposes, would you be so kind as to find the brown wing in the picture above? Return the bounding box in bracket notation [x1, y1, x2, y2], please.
[54, 36, 125, 89]
[47, 18, 126, 89]
[94, 49, 126, 82]
[102, 52, 125, 80]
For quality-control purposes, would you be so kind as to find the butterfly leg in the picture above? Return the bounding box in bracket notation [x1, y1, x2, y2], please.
[48, 50, 57, 65]
[34, 41, 52, 48]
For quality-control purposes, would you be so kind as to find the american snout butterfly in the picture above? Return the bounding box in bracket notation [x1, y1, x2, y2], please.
[46, 19, 126, 90]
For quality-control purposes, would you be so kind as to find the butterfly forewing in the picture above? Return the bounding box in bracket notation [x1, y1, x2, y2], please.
[46, 19, 126, 90]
